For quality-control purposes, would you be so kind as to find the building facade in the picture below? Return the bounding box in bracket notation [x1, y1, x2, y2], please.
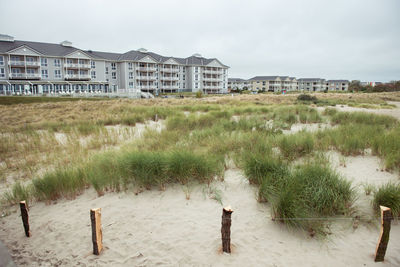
[247, 76, 298, 92]
[227, 78, 251, 91]
[326, 80, 349, 91]
[0, 35, 229, 96]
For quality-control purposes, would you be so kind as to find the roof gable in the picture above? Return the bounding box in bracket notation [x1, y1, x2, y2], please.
[64, 50, 92, 59]
[137, 55, 157, 63]
[206, 59, 224, 68]
[7, 45, 42, 56]
[162, 58, 179, 65]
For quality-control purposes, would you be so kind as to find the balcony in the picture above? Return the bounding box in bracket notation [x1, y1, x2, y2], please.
[65, 74, 91, 80]
[203, 69, 222, 75]
[9, 73, 41, 79]
[160, 76, 179, 81]
[8, 61, 25, 66]
[203, 77, 221, 82]
[136, 76, 156, 81]
[64, 63, 91, 69]
[203, 85, 222, 89]
[137, 67, 156, 72]
[161, 68, 179, 73]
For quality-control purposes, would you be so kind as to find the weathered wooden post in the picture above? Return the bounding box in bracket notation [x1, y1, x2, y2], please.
[221, 206, 233, 253]
[374, 206, 392, 262]
[90, 208, 103, 255]
[19, 201, 31, 237]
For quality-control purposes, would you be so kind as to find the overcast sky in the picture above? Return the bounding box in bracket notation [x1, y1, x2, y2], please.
[0, 0, 399, 81]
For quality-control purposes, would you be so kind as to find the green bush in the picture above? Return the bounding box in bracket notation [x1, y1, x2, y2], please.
[278, 132, 315, 160]
[373, 183, 400, 217]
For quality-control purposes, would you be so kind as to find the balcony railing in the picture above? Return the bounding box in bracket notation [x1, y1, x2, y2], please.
[138, 85, 157, 90]
[203, 77, 221, 82]
[203, 85, 222, 89]
[9, 61, 25, 66]
[161, 76, 179, 81]
[136, 76, 156, 80]
[64, 63, 91, 69]
[161, 85, 179, 90]
[137, 67, 156, 72]
[161, 68, 179, 73]
[203, 69, 223, 75]
[65, 74, 91, 80]
[9, 73, 41, 79]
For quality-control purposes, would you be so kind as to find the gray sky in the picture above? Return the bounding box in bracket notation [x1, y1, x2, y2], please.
[1, 0, 399, 82]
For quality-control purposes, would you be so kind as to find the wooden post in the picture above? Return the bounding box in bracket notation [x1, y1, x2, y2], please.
[375, 206, 392, 262]
[19, 201, 31, 237]
[90, 208, 103, 255]
[221, 206, 233, 253]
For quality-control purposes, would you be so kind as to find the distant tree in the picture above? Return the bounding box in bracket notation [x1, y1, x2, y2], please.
[349, 80, 361, 92]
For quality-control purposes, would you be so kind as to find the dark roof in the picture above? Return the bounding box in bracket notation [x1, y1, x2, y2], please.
[228, 78, 246, 82]
[248, 76, 291, 81]
[0, 38, 229, 67]
[326, 80, 349, 83]
[298, 78, 325, 82]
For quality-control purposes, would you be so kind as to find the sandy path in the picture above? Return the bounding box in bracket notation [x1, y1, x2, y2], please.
[1, 163, 399, 266]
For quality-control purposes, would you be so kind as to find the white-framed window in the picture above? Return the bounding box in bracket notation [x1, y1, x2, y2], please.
[54, 70, 61, 78]
[129, 82, 134, 88]
[195, 67, 198, 73]
[195, 74, 198, 81]
[91, 71, 96, 79]
[79, 59, 85, 64]
[80, 70, 86, 75]
[41, 58, 47, 67]
[111, 63, 116, 70]
[129, 72, 133, 79]
[0, 68, 5, 77]
[112, 72, 116, 79]
[67, 70, 74, 75]
[128, 62, 133, 70]
[195, 83, 198, 89]
[105, 67, 109, 74]
[54, 59, 61, 67]
[41, 69, 48, 78]
[91, 61, 95, 68]
[0, 56, 4, 65]
[67, 59, 73, 64]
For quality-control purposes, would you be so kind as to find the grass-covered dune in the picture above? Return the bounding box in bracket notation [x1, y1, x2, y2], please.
[2, 93, 400, 236]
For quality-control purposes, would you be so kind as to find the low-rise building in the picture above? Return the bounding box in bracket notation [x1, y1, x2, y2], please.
[326, 80, 349, 91]
[297, 78, 326, 91]
[247, 76, 298, 92]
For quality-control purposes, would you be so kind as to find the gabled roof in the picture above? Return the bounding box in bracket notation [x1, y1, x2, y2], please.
[0, 37, 229, 67]
[248, 76, 282, 81]
[228, 78, 246, 82]
[298, 78, 325, 82]
[327, 80, 349, 83]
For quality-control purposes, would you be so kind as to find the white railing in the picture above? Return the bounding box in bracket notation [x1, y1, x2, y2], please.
[136, 76, 156, 80]
[9, 73, 41, 78]
[203, 85, 222, 89]
[161, 68, 179, 73]
[203, 69, 223, 75]
[64, 63, 91, 68]
[161, 85, 179, 90]
[9, 61, 25, 66]
[203, 77, 221, 82]
[65, 74, 91, 79]
[26, 61, 40, 66]
[138, 85, 157, 90]
[161, 76, 179, 81]
[137, 67, 156, 72]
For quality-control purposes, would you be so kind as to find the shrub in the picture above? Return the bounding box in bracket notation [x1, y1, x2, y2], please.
[297, 94, 318, 102]
[196, 91, 203, 98]
[278, 132, 315, 160]
[373, 183, 400, 217]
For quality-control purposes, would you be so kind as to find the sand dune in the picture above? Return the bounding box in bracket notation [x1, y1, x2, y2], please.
[1, 161, 399, 266]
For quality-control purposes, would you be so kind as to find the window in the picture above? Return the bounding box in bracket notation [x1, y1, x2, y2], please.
[67, 59, 73, 64]
[0, 56, 3, 65]
[55, 70, 61, 78]
[41, 69, 48, 78]
[195, 67, 198, 73]
[41, 58, 47, 67]
[54, 59, 61, 67]
[79, 59, 85, 64]
[129, 82, 134, 88]
[67, 70, 74, 75]
[0, 68, 4, 78]
[128, 63, 133, 70]
[112, 72, 116, 79]
[91, 71, 96, 79]
[105, 67, 109, 74]
[111, 63, 116, 70]
[129, 72, 133, 79]
[91, 61, 96, 68]
[80, 70, 86, 75]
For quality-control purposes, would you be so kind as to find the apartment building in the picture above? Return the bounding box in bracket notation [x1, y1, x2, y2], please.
[326, 80, 349, 91]
[0, 34, 229, 96]
[247, 76, 298, 92]
[297, 78, 326, 91]
[227, 78, 252, 91]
